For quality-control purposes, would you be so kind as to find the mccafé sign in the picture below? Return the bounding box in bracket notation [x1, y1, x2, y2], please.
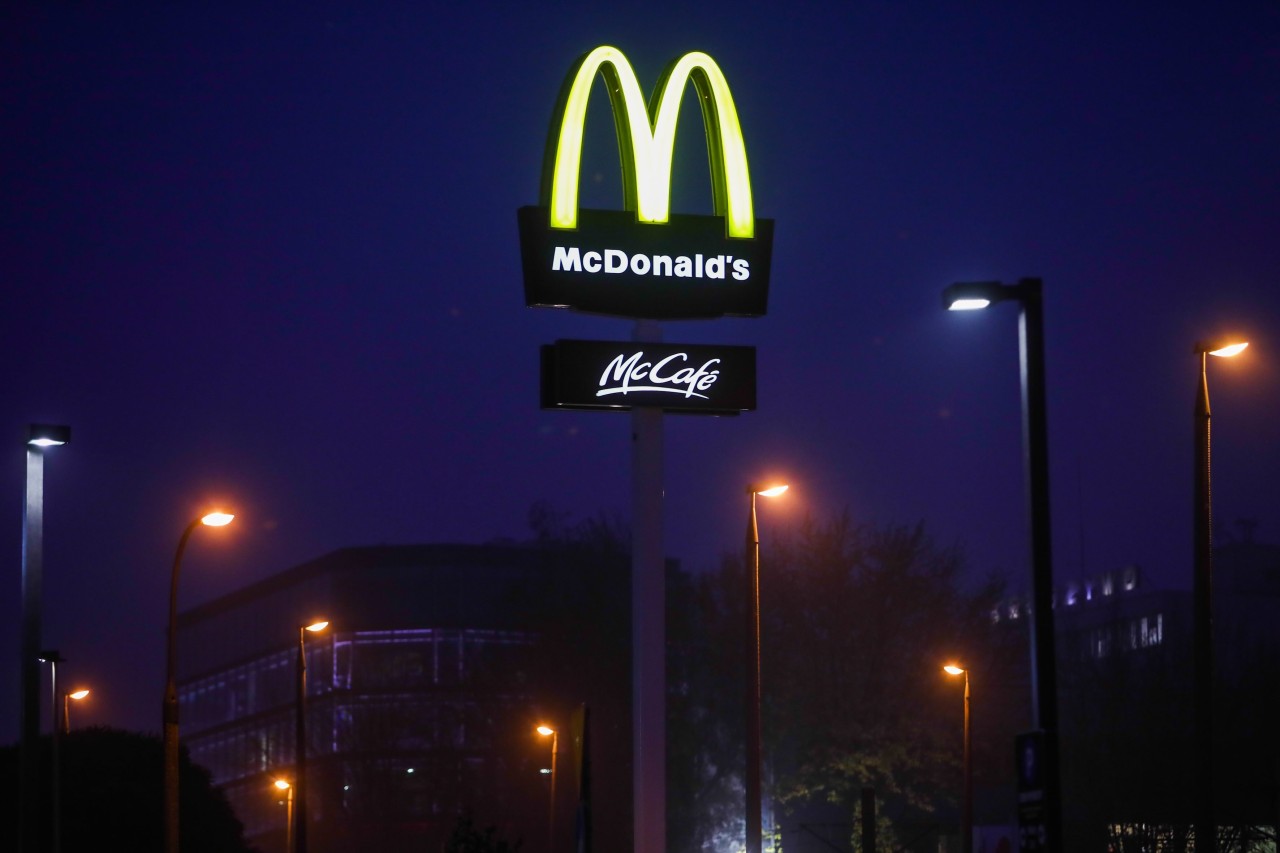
[542, 339, 756, 414]
[519, 45, 774, 320]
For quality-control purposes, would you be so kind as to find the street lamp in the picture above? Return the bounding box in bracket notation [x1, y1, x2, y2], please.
[943, 664, 973, 853]
[295, 619, 328, 853]
[1193, 337, 1247, 853]
[537, 724, 559, 853]
[20, 423, 69, 853]
[39, 650, 68, 853]
[943, 278, 1061, 851]
[164, 510, 235, 853]
[274, 779, 294, 853]
[63, 688, 90, 733]
[745, 482, 788, 853]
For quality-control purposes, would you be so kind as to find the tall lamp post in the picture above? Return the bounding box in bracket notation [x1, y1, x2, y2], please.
[295, 619, 328, 853]
[164, 510, 235, 853]
[943, 278, 1061, 851]
[944, 664, 973, 853]
[20, 423, 69, 853]
[745, 482, 788, 853]
[1193, 338, 1247, 853]
[538, 724, 559, 853]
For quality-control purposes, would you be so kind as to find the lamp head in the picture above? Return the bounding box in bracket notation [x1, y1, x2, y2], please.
[68, 689, 90, 701]
[943, 664, 966, 676]
[749, 484, 789, 498]
[304, 620, 329, 633]
[536, 725, 555, 737]
[28, 424, 71, 447]
[273, 779, 291, 791]
[201, 512, 235, 527]
[942, 281, 1008, 311]
[1195, 339, 1249, 358]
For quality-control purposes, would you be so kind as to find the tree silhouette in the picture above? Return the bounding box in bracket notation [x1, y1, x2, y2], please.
[0, 726, 255, 853]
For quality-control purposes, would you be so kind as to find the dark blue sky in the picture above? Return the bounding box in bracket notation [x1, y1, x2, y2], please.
[4, 2, 1278, 736]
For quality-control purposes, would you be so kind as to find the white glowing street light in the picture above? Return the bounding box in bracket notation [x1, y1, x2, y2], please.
[1192, 336, 1248, 853]
[745, 482, 788, 853]
[943, 278, 1062, 851]
[164, 510, 235, 853]
[20, 424, 69, 853]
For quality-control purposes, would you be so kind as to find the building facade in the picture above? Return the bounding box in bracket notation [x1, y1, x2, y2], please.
[177, 542, 630, 853]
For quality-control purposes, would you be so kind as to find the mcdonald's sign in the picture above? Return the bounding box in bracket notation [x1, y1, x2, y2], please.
[519, 45, 774, 320]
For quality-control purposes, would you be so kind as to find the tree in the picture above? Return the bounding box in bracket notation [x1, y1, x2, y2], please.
[670, 512, 1011, 852]
[444, 814, 524, 852]
[0, 726, 256, 853]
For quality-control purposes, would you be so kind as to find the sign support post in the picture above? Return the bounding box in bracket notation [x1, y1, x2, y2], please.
[631, 319, 666, 853]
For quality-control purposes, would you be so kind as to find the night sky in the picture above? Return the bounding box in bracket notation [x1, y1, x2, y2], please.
[4, 3, 1279, 740]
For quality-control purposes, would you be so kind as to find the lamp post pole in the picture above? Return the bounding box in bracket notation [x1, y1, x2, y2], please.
[20, 424, 69, 853]
[963, 670, 971, 853]
[275, 780, 294, 853]
[295, 627, 309, 853]
[164, 511, 234, 853]
[745, 483, 787, 853]
[41, 650, 67, 853]
[943, 279, 1061, 851]
[744, 489, 763, 853]
[295, 620, 327, 853]
[1192, 338, 1247, 853]
[944, 665, 973, 853]
[538, 725, 559, 853]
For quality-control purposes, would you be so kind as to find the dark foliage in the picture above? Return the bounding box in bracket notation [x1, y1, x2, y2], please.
[0, 726, 256, 853]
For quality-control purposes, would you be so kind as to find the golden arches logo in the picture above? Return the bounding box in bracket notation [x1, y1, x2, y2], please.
[543, 45, 755, 239]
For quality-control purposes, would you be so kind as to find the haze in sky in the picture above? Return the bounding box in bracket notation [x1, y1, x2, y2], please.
[4, 2, 1278, 736]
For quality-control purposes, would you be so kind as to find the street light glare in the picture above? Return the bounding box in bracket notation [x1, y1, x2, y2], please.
[947, 298, 992, 311]
[756, 484, 789, 497]
[304, 620, 329, 633]
[1209, 342, 1248, 358]
[537, 725, 555, 737]
[68, 689, 90, 700]
[274, 779, 291, 790]
[27, 424, 71, 446]
[201, 512, 235, 527]
[943, 664, 966, 676]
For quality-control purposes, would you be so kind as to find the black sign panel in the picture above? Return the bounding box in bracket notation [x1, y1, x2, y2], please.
[519, 207, 773, 320]
[541, 339, 756, 415]
[1015, 731, 1048, 852]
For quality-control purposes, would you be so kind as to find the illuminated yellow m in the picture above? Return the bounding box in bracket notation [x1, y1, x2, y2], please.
[544, 45, 756, 239]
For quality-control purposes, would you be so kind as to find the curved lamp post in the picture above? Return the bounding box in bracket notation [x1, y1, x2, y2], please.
[163, 511, 234, 853]
[745, 483, 788, 853]
[943, 278, 1061, 851]
[943, 664, 973, 853]
[537, 724, 559, 853]
[21, 424, 69, 853]
[1193, 338, 1247, 853]
[295, 619, 328, 853]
